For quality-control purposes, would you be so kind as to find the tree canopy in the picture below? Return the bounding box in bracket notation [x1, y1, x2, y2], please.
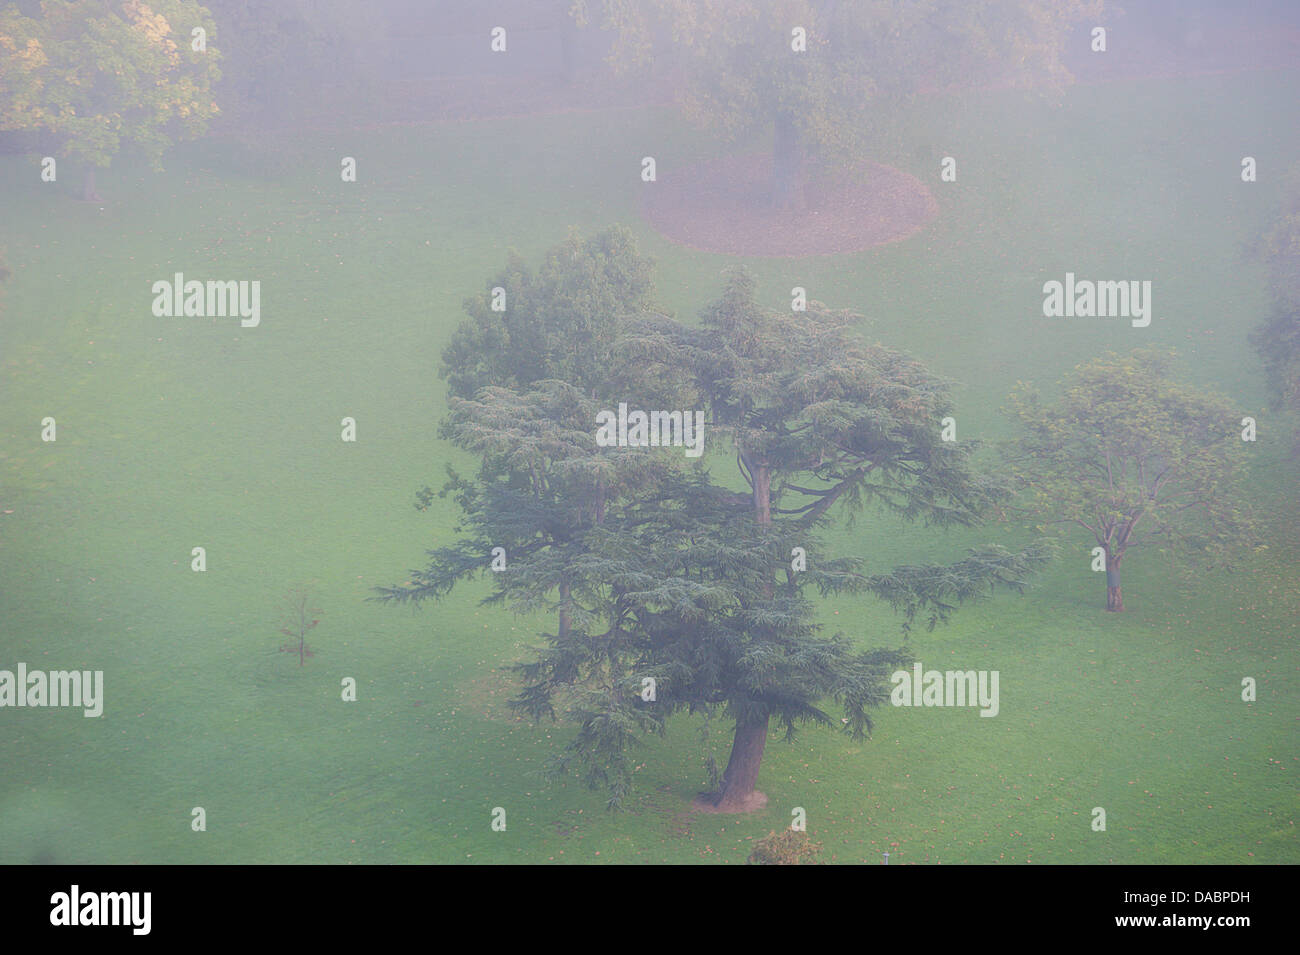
[0, 0, 221, 197]
[1005, 348, 1259, 611]
[440, 226, 661, 402]
[574, 0, 1101, 205]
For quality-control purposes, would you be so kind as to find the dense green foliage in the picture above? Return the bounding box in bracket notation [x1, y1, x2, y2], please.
[383, 239, 1051, 808]
[440, 227, 661, 401]
[0, 0, 220, 171]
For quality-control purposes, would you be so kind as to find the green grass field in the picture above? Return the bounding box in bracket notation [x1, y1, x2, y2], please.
[1, 69, 1297, 864]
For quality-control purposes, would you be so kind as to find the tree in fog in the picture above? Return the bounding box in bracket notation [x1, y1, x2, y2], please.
[440, 226, 662, 402]
[574, 0, 1100, 209]
[1006, 349, 1259, 612]
[378, 227, 679, 807]
[620, 268, 1050, 809]
[381, 248, 1050, 811]
[0, 0, 221, 200]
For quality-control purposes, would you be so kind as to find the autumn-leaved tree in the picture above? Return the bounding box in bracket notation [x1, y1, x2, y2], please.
[1006, 349, 1260, 612]
[0, 0, 221, 200]
[573, 0, 1101, 208]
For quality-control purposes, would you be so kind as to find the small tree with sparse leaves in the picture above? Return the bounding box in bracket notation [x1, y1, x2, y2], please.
[1005, 349, 1261, 612]
[278, 586, 320, 665]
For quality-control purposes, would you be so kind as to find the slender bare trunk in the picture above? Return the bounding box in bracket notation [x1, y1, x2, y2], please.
[83, 167, 101, 202]
[1105, 551, 1124, 612]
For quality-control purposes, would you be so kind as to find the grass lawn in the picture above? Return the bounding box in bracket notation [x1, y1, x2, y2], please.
[1, 68, 1297, 864]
